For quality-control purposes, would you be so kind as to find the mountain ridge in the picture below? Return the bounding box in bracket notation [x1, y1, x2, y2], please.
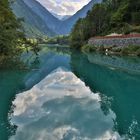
[11, 0, 56, 37]
[22, 0, 61, 33]
[51, 13, 71, 21]
[57, 0, 102, 34]
[12, 0, 101, 36]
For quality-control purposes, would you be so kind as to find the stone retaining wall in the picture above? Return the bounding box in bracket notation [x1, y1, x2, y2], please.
[88, 35, 140, 47]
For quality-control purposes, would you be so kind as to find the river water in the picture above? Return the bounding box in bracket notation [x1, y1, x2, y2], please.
[0, 46, 140, 140]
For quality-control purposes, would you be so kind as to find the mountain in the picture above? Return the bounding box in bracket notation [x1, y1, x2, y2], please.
[57, 0, 102, 34]
[52, 13, 71, 21]
[11, 0, 56, 37]
[22, 0, 61, 33]
[12, 0, 101, 36]
[61, 15, 71, 21]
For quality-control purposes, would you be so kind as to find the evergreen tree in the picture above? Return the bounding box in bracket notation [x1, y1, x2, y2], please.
[70, 0, 140, 48]
[0, 0, 24, 55]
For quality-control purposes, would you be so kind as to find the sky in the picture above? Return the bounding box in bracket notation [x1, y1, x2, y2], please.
[36, 0, 91, 16]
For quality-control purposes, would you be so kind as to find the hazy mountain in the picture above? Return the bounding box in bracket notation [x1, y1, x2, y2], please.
[52, 13, 71, 21]
[58, 0, 102, 34]
[12, 0, 101, 36]
[11, 0, 56, 37]
[22, 0, 61, 33]
[61, 15, 72, 21]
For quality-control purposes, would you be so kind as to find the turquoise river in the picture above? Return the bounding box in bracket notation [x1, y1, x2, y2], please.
[0, 46, 140, 140]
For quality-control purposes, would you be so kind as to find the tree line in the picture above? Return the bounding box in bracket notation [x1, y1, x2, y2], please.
[0, 0, 25, 55]
[70, 0, 140, 48]
[0, 0, 41, 62]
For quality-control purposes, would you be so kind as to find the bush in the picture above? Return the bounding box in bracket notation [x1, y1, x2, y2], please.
[131, 12, 140, 25]
[81, 44, 96, 52]
[136, 48, 140, 56]
[97, 45, 105, 52]
[121, 45, 140, 55]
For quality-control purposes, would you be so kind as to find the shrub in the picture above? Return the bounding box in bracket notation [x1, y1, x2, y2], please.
[97, 45, 105, 52]
[121, 45, 140, 55]
[81, 44, 96, 52]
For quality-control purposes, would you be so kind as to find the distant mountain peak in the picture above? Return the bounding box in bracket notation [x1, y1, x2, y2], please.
[51, 12, 71, 21]
[57, 0, 102, 34]
[12, 0, 102, 36]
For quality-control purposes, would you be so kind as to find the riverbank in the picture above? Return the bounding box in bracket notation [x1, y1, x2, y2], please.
[0, 55, 27, 69]
[88, 34, 140, 47]
[0, 44, 71, 69]
[0, 38, 42, 69]
[82, 34, 140, 56]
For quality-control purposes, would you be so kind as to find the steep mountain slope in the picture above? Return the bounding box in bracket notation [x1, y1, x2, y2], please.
[52, 13, 71, 21]
[61, 15, 71, 21]
[22, 0, 61, 33]
[11, 0, 56, 37]
[58, 0, 102, 34]
[12, 0, 102, 36]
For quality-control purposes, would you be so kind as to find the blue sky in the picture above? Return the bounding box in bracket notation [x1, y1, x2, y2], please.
[36, 0, 91, 15]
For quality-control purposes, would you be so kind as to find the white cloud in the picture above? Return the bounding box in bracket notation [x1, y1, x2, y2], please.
[36, 0, 91, 15]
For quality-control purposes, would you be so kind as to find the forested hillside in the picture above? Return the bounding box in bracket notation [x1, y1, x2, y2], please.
[11, 0, 55, 37]
[0, 0, 24, 55]
[70, 0, 140, 48]
[0, 0, 41, 67]
[22, 0, 60, 34]
[12, 0, 101, 36]
[57, 0, 101, 34]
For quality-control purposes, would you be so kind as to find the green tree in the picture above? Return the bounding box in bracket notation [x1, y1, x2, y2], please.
[70, 0, 140, 49]
[0, 0, 24, 55]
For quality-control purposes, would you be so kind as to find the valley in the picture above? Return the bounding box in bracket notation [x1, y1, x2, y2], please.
[11, 0, 101, 37]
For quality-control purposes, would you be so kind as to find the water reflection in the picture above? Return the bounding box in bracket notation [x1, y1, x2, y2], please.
[71, 51, 140, 139]
[10, 68, 120, 140]
[1, 46, 140, 140]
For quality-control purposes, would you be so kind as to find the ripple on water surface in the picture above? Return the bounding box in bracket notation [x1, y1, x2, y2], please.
[9, 68, 121, 140]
